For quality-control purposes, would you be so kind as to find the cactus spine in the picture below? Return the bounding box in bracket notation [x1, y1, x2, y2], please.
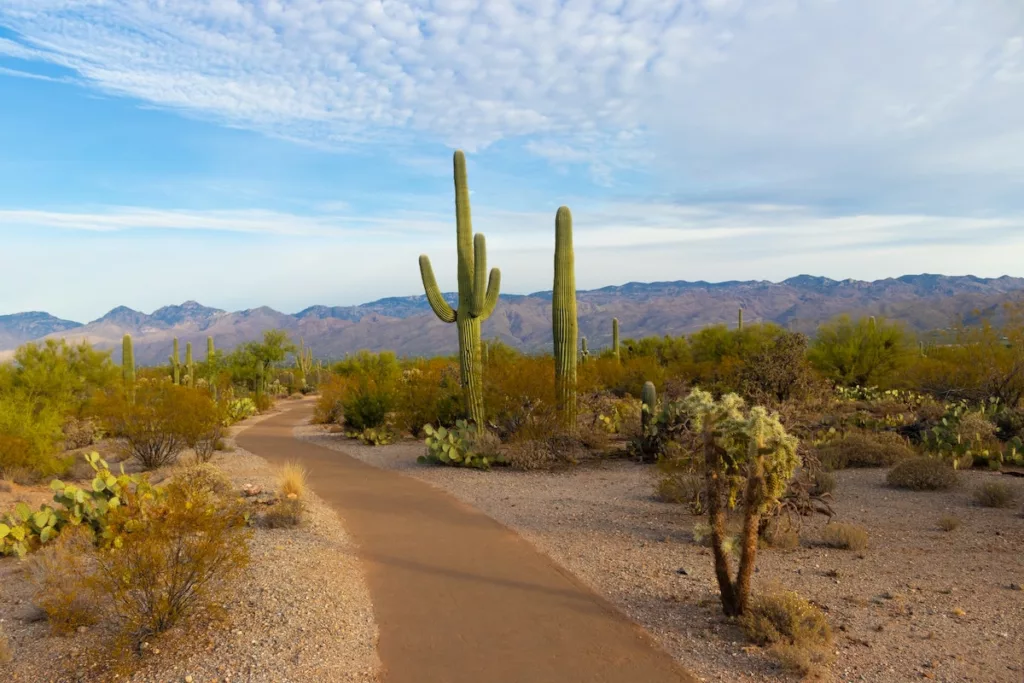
[738, 308, 744, 331]
[553, 206, 578, 430]
[122, 334, 135, 401]
[169, 338, 181, 385]
[295, 338, 313, 389]
[580, 337, 589, 364]
[612, 317, 620, 361]
[418, 150, 501, 426]
[185, 342, 194, 387]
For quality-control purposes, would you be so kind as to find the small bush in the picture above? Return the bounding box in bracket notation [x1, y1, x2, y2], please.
[263, 497, 303, 528]
[816, 431, 916, 470]
[312, 375, 349, 425]
[343, 385, 391, 431]
[655, 471, 705, 513]
[740, 590, 833, 677]
[887, 457, 958, 491]
[172, 462, 233, 497]
[973, 481, 1018, 508]
[821, 522, 869, 550]
[811, 470, 836, 495]
[761, 521, 801, 550]
[95, 477, 251, 643]
[253, 392, 274, 413]
[938, 515, 961, 531]
[62, 417, 100, 450]
[25, 525, 100, 634]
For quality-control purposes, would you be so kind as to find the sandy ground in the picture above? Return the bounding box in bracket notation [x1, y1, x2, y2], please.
[0, 410, 380, 683]
[297, 425, 1024, 683]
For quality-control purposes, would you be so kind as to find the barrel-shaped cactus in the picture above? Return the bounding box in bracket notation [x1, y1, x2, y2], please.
[612, 317, 620, 361]
[418, 150, 501, 426]
[169, 338, 181, 385]
[553, 206, 578, 430]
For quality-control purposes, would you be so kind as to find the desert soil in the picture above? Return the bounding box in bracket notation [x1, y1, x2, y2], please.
[297, 425, 1024, 683]
[0, 408, 380, 683]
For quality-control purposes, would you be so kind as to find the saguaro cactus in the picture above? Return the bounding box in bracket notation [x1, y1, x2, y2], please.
[122, 334, 135, 400]
[169, 338, 181, 385]
[580, 337, 590, 364]
[295, 338, 313, 389]
[738, 308, 744, 332]
[641, 381, 657, 430]
[553, 206, 578, 430]
[612, 317, 620, 361]
[419, 150, 501, 426]
[184, 342, 195, 387]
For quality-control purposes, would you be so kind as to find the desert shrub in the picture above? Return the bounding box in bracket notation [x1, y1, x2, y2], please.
[993, 407, 1024, 442]
[973, 481, 1018, 508]
[173, 389, 222, 463]
[821, 522, 869, 550]
[96, 381, 210, 469]
[938, 515, 961, 531]
[313, 375, 349, 425]
[0, 394, 68, 477]
[655, 464, 706, 512]
[393, 361, 465, 435]
[26, 525, 100, 634]
[342, 382, 392, 431]
[739, 332, 827, 406]
[253, 392, 274, 413]
[5, 339, 119, 418]
[811, 470, 836, 495]
[485, 355, 559, 440]
[740, 590, 833, 677]
[348, 426, 394, 446]
[809, 315, 911, 387]
[816, 431, 916, 470]
[887, 457, 959, 490]
[95, 476, 251, 643]
[172, 461, 233, 497]
[263, 497, 304, 528]
[62, 417, 101, 450]
[761, 520, 800, 550]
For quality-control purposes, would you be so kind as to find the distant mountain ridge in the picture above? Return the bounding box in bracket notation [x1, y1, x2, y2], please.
[1, 274, 1022, 364]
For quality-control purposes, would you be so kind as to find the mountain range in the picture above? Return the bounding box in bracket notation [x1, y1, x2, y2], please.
[1, 274, 1023, 365]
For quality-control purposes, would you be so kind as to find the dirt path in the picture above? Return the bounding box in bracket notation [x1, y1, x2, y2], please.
[236, 401, 697, 683]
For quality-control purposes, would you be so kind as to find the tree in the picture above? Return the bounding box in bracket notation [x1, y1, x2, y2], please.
[808, 315, 910, 387]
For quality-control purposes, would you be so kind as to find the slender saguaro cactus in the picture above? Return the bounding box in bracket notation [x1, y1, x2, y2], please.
[185, 342, 194, 387]
[641, 381, 657, 431]
[418, 150, 501, 426]
[612, 317, 620, 361]
[738, 308, 744, 331]
[295, 338, 313, 389]
[169, 338, 181, 385]
[122, 334, 135, 401]
[553, 206, 578, 430]
[580, 337, 590, 364]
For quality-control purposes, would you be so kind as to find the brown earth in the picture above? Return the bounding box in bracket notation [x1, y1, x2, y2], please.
[237, 401, 698, 683]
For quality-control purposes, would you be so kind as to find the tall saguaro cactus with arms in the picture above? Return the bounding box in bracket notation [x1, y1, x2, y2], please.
[419, 150, 501, 426]
[553, 206, 578, 430]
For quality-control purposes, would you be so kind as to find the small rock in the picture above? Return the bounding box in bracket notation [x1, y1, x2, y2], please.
[675, 567, 690, 576]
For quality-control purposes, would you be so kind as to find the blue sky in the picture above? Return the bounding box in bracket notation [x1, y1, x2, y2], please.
[1, 1, 1023, 322]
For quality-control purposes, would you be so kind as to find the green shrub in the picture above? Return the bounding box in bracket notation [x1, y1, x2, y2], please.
[816, 431, 916, 470]
[887, 457, 958, 491]
[821, 522, 869, 550]
[973, 482, 1018, 508]
[0, 392, 69, 477]
[343, 386, 391, 431]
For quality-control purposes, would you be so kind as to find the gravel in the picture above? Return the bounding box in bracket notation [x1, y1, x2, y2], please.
[0, 412, 381, 683]
[298, 426, 1024, 683]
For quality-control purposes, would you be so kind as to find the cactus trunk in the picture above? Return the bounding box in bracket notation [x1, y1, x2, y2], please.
[185, 342, 194, 387]
[170, 338, 180, 385]
[122, 334, 135, 402]
[553, 206, 577, 430]
[581, 337, 589, 364]
[738, 308, 744, 331]
[418, 150, 501, 427]
[612, 318, 620, 361]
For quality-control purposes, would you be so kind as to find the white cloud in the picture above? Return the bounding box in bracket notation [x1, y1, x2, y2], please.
[2, 201, 1021, 321]
[3, 0, 1020, 204]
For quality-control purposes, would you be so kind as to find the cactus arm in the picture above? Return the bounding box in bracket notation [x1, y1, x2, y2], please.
[471, 233, 487, 317]
[419, 254, 456, 323]
[478, 267, 501, 319]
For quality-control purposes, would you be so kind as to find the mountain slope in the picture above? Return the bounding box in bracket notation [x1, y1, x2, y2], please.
[1, 274, 1021, 364]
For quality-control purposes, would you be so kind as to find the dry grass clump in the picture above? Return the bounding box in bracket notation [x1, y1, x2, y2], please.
[655, 471, 705, 511]
[264, 461, 307, 528]
[811, 470, 836, 495]
[973, 481, 1018, 508]
[761, 521, 801, 550]
[938, 515, 961, 531]
[25, 525, 101, 634]
[816, 431, 916, 470]
[886, 457, 958, 491]
[821, 522, 869, 551]
[740, 590, 833, 678]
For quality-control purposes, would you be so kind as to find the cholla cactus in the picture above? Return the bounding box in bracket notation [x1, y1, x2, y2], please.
[418, 150, 501, 426]
[553, 206, 578, 429]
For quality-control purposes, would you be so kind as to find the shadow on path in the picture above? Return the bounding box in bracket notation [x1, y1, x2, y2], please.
[237, 402, 698, 683]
